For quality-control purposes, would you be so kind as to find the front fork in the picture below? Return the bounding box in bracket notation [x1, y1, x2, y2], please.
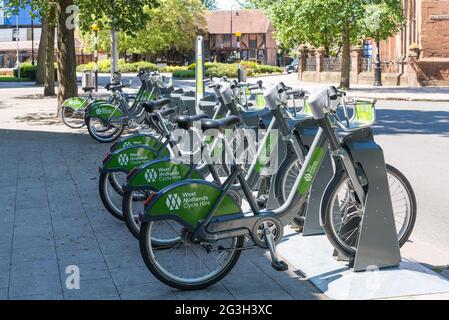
[317, 115, 367, 208]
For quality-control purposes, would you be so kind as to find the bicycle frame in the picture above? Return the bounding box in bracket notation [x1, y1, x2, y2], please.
[141, 87, 368, 247]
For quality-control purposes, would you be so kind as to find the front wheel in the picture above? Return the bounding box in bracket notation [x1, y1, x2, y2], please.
[86, 117, 124, 143]
[60, 106, 86, 129]
[323, 164, 417, 257]
[140, 221, 244, 290]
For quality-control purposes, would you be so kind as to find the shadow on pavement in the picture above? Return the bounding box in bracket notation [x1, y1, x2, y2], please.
[375, 109, 449, 136]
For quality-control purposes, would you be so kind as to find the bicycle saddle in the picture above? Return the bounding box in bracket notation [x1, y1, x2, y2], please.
[142, 98, 172, 113]
[82, 87, 95, 93]
[105, 82, 124, 91]
[201, 115, 242, 132]
[174, 114, 210, 130]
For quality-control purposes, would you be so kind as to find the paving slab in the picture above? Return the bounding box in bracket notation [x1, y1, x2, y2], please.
[278, 229, 449, 300]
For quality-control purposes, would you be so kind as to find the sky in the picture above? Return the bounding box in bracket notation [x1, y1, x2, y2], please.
[216, 0, 241, 10]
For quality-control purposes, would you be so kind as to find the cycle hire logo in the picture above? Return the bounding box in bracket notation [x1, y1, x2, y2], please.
[117, 154, 130, 166]
[144, 169, 158, 183]
[166, 194, 182, 211]
[304, 173, 313, 182]
[96, 108, 102, 115]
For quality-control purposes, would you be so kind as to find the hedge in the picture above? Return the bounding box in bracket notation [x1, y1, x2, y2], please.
[13, 62, 37, 80]
[76, 59, 158, 73]
[76, 60, 283, 79]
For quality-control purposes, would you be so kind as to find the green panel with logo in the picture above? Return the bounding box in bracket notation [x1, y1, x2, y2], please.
[145, 181, 242, 228]
[255, 129, 278, 173]
[298, 146, 326, 195]
[88, 101, 124, 121]
[62, 97, 88, 111]
[128, 159, 203, 190]
[111, 134, 169, 155]
[103, 146, 159, 172]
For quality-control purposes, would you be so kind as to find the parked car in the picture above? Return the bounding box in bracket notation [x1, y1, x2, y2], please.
[286, 59, 299, 74]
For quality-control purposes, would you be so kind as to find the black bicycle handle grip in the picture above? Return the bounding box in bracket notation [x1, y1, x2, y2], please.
[246, 83, 261, 91]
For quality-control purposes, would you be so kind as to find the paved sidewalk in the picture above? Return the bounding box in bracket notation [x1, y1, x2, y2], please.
[0, 89, 325, 300]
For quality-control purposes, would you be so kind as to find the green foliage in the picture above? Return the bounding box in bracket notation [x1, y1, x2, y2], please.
[77, 60, 283, 78]
[80, 0, 205, 58]
[76, 59, 158, 73]
[359, 2, 404, 42]
[13, 62, 37, 80]
[260, 0, 404, 55]
[0, 76, 33, 82]
[174, 62, 282, 78]
[172, 69, 196, 78]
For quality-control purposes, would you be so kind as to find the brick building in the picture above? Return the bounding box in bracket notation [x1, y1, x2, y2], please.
[380, 0, 449, 85]
[299, 0, 449, 86]
[204, 10, 278, 66]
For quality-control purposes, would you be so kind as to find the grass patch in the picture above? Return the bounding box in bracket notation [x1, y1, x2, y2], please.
[0, 76, 32, 82]
[432, 265, 449, 273]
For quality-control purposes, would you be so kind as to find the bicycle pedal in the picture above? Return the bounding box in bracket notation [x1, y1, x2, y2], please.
[272, 260, 289, 272]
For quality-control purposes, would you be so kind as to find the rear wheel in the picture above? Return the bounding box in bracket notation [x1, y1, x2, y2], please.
[323, 164, 417, 257]
[123, 190, 150, 238]
[140, 221, 244, 290]
[99, 172, 129, 221]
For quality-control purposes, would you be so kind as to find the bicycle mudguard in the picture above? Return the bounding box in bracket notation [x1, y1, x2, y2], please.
[100, 145, 160, 174]
[86, 100, 124, 121]
[141, 180, 243, 230]
[124, 158, 204, 192]
[62, 97, 88, 111]
[110, 134, 169, 154]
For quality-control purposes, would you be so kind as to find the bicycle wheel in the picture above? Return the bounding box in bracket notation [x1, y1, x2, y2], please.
[323, 164, 417, 257]
[123, 190, 151, 239]
[99, 172, 129, 221]
[274, 154, 306, 229]
[60, 106, 86, 129]
[140, 221, 244, 290]
[123, 191, 184, 246]
[86, 117, 124, 143]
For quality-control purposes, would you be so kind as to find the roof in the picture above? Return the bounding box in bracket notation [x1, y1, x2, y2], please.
[205, 9, 274, 35]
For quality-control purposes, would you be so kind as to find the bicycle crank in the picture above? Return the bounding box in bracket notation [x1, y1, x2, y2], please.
[252, 217, 288, 272]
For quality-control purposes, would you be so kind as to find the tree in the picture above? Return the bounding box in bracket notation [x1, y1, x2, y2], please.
[44, 5, 55, 96]
[259, 0, 404, 88]
[360, 2, 404, 43]
[80, 0, 205, 61]
[7, 0, 160, 108]
[35, 11, 48, 85]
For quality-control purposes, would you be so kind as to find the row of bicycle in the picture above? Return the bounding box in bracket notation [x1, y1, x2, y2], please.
[62, 70, 417, 291]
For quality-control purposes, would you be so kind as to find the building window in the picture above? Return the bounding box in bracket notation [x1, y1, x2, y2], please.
[27, 28, 34, 41]
[224, 34, 232, 41]
[249, 39, 257, 49]
[12, 28, 20, 41]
